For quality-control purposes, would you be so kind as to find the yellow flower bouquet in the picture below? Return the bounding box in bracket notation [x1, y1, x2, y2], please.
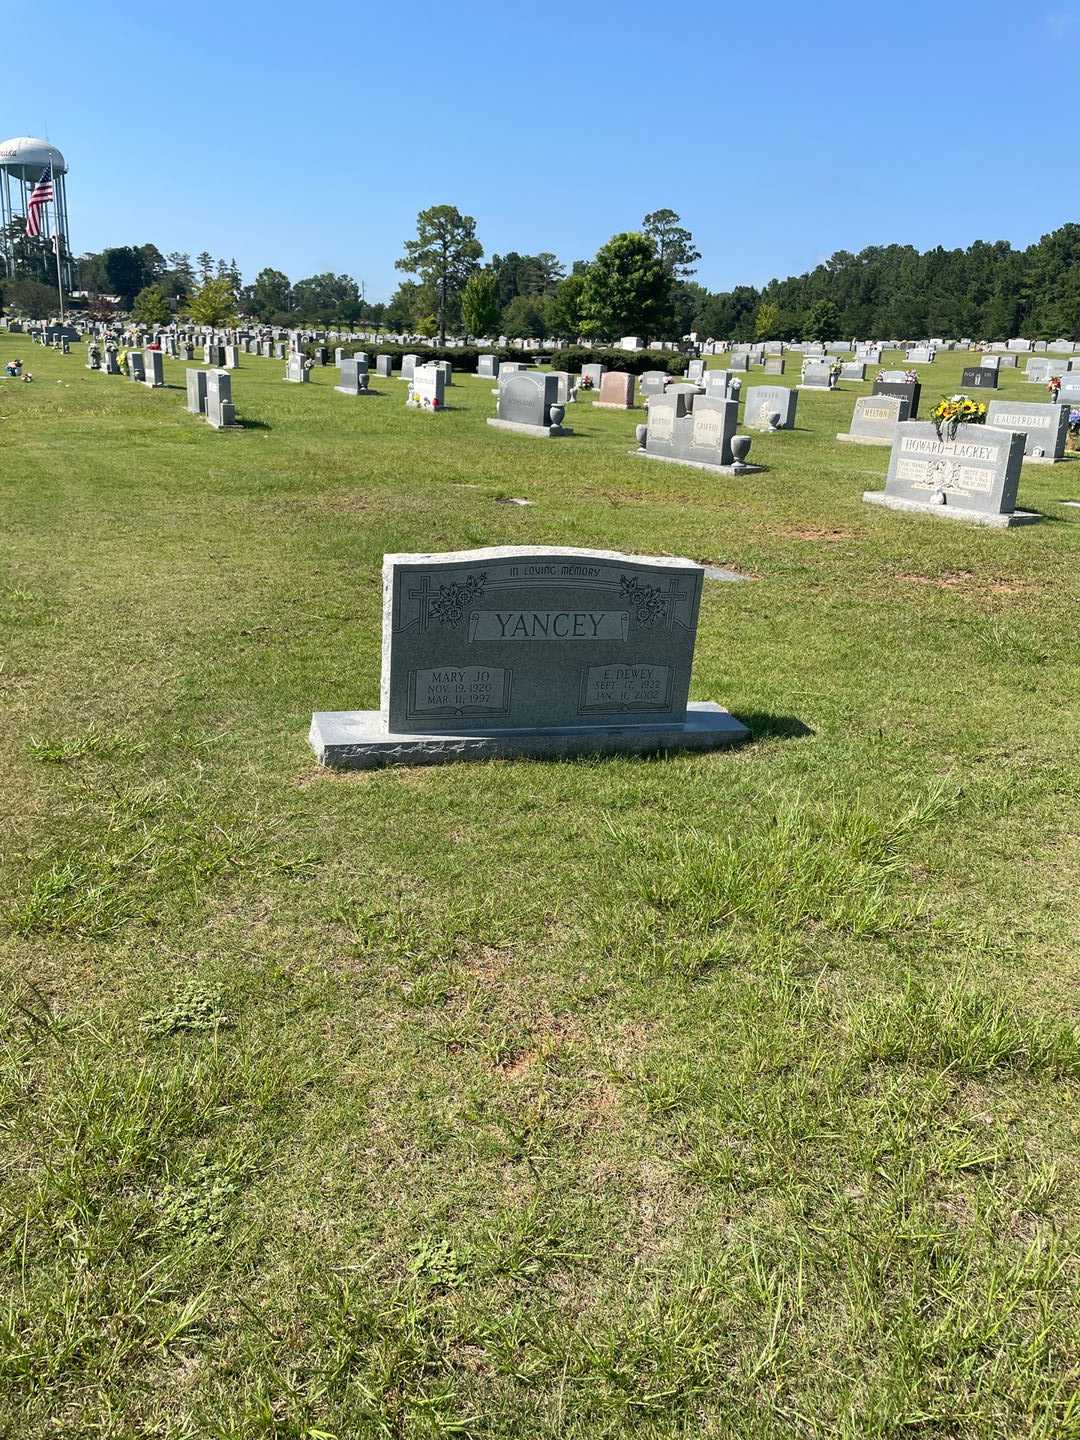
[930, 393, 988, 440]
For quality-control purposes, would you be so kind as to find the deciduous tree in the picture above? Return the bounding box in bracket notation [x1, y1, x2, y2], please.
[580, 232, 670, 341]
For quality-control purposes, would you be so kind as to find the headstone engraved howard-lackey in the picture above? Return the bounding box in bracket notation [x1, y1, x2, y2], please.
[309, 547, 750, 768]
[863, 422, 1038, 527]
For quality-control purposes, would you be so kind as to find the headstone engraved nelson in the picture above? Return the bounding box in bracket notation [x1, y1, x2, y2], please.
[836, 393, 909, 446]
[863, 422, 1038, 527]
[309, 547, 750, 768]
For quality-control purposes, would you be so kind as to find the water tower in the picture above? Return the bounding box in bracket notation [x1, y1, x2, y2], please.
[0, 137, 73, 286]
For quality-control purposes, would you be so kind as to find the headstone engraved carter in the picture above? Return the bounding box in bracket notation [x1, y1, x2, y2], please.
[863, 422, 1038, 527]
[635, 393, 763, 474]
[309, 547, 750, 768]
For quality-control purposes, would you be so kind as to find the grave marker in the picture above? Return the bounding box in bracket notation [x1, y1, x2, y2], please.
[985, 400, 1071, 461]
[836, 393, 909, 446]
[864, 421, 1037, 526]
[309, 546, 750, 767]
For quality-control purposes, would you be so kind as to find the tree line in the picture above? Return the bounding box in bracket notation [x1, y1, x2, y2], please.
[3, 204, 1079, 339]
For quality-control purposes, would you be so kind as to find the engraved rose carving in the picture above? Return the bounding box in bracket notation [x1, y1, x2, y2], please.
[619, 575, 666, 627]
[429, 572, 487, 627]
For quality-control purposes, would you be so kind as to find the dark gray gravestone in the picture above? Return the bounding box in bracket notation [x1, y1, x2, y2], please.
[127, 351, 145, 382]
[488, 370, 569, 436]
[477, 354, 500, 379]
[873, 379, 921, 418]
[309, 546, 749, 767]
[985, 400, 1070, 461]
[744, 385, 797, 430]
[864, 421, 1037, 526]
[962, 366, 998, 389]
[376, 354, 393, 377]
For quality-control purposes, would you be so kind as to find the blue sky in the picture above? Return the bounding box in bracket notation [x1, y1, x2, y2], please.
[6, 1, 1079, 300]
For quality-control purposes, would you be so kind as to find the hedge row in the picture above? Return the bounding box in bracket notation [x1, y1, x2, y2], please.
[303, 341, 690, 377]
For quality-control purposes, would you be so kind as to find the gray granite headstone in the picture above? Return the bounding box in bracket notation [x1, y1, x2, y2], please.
[800, 361, 834, 389]
[840, 361, 866, 382]
[185, 368, 208, 414]
[1057, 373, 1080, 407]
[581, 362, 605, 391]
[764, 357, 785, 375]
[477, 354, 500, 379]
[864, 421, 1035, 526]
[837, 393, 908, 445]
[488, 370, 568, 435]
[309, 546, 749, 767]
[640, 370, 668, 397]
[985, 400, 1070, 460]
[142, 350, 164, 387]
[127, 351, 145, 382]
[376, 354, 394, 377]
[205, 369, 239, 429]
[744, 385, 797, 430]
[336, 357, 369, 395]
[639, 393, 752, 471]
[401, 353, 419, 383]
[285, 352, 309, 383]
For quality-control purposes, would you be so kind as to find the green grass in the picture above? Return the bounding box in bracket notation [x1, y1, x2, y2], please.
[1, 341, 1079, 1438]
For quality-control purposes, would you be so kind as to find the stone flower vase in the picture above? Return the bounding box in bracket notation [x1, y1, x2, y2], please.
[730, 434, 752, 468]
[549, 404, 565, 430]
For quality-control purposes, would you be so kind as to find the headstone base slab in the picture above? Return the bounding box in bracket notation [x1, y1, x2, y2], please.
[835, 432, 894, 447]
[862, 491, 1040, 527]
[631, 451, 766, 476]
[486, 418, 571, 437]
[592, 401, 636, 410]
[333, 386, 376, 395]
[309, 701, 750, 770]
[1019, 454, 1072, 465]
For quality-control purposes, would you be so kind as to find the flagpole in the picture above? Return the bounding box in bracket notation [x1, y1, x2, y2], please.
[52, 167, 65, 322]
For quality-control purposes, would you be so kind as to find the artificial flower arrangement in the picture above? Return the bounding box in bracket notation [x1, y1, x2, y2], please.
[406, 383, 442, 411]
[930, 393, 988, 440]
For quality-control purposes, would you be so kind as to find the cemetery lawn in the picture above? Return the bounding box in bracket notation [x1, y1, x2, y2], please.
[4, 345, 1080, 1440]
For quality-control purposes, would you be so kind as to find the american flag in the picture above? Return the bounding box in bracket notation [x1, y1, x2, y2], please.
[25, 164, 53, 239]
